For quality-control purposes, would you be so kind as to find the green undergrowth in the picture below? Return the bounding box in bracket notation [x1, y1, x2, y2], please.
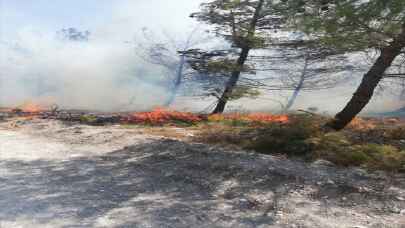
[79, 115, 98, 124]
[195, 114, 405, 173]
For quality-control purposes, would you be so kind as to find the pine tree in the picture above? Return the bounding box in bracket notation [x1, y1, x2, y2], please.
[191, 0, 283, 113]
[284, 0, 405, 130]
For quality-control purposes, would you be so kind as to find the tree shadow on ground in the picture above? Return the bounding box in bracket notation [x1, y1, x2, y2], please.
[0, 139, 402, 227]
[0, 139, 289, 227]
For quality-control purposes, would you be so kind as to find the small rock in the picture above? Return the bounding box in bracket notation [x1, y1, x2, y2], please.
[390, 206, 401, 214]
[164, 172, 174, 177]
[358, 186, 372, 193]
[374, 170, 386, 177]
[312, 159, 335, 167]
[400, 209, 405, 215]
[352, 168, 368, 176]
[395, 196, 405, 201]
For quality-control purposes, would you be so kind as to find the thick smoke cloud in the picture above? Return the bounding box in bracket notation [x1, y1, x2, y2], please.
[0, 29, 170, 111]
[0, 0, 202, 111]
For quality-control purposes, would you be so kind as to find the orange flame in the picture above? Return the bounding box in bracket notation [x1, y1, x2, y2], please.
[124, 108, 289, 125]
[347, 117, 376, 131]
[245, 113, 289, 123]
[17, 102, 45, 113]
[209, 113, 289, 124]
[126, 108, 203, 125]
[0, 107, 13, 113]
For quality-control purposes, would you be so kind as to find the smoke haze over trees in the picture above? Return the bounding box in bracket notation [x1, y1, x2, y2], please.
[0, 0, 404, 118]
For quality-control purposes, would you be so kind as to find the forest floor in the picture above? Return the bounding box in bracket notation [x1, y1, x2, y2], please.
[0, 118, 405, 228]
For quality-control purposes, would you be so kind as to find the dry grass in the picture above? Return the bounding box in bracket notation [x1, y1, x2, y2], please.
[193, 114, 405, 173]
[25, 108, 405, 173]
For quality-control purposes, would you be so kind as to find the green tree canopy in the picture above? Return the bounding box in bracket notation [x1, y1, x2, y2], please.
[284, 0, 405, 51]
[191, 0, 285, 49]
[281, 0, 405, 130]
[191, 0, 289, 113]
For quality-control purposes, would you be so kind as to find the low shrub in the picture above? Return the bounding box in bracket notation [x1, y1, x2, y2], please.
[79, 115, 98, 124]
[384, 127, 405, 140]
[309, 133, 370, 167]
[195, 114, 405, 172]
[310, 134, 405, 172]
[197, 114, 321, 155]
[244, 118, 319, 155]
[207, 113, 289, 126]
[355, 144, 405, 172]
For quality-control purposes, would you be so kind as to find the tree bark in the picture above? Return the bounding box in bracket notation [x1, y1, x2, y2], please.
[284, 56, 309, 111]
[326, 25, 405, 130]
[164, 55, 186, 106]
[163, 26, 197, 107]
[212, 0, 264, 114]
[212, 48, 251, 113]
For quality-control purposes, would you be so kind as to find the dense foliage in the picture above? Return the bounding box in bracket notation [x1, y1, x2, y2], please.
[284, 0, 405, 51]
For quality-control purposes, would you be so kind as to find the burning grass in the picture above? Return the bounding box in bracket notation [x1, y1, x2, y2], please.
[122, 108, 204, 126]
[17, 102, 44, 113]
[208, 113, 289, 125]
[1, 105, 405, 172]
[0, 106, 290, 126]
[121, 108, 289, 126]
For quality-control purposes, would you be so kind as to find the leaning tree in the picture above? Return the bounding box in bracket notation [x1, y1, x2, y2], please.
[182, 48, 264, 109]
[283, 0, 405, 130]
[183, 39, 354, 112]
[267, 41, 354, 111]
[136, 27, 211, 106]
[191, 0, 286, 114]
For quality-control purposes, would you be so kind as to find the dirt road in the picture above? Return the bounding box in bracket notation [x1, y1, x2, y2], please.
[0, 119, 404, 227]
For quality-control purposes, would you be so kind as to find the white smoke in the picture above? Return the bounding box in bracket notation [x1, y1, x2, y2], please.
[0, 29, 171, 111]
[0, 0, 202, 111]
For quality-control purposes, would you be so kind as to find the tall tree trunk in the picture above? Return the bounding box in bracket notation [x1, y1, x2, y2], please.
[326, 26, 405, 130]
[164, 54, 186, 106]
[284, 56, 309, 111]
[212, 0, 264, 114]
[212, 47, 250, 113]
[163, 26, 198, 107]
